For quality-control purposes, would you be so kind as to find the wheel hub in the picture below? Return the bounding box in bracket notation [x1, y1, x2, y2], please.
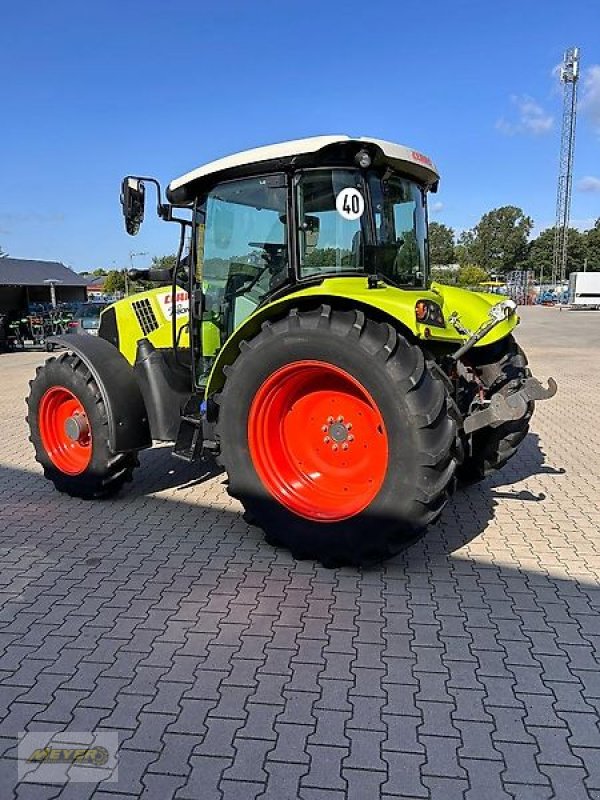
[328, 421, 349, 443]
[64, 413, 90, 443]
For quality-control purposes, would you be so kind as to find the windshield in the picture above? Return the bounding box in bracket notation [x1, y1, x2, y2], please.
[296, 169, 428, 287]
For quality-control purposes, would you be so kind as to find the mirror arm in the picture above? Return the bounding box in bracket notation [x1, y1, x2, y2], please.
[159, 204, 193, 227]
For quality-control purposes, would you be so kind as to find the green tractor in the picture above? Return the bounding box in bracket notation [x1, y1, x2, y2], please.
[26, 136, 556, 566]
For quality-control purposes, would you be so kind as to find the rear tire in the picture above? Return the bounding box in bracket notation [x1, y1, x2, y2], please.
[458, 335, 533, 483]
[27, 352, 139, 499]
[217, 306, 457, 567]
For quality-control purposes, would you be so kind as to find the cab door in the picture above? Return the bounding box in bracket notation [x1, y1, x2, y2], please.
[192, 174, 291, 383]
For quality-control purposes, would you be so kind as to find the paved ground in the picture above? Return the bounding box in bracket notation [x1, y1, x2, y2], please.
[0, 306, 599, 799]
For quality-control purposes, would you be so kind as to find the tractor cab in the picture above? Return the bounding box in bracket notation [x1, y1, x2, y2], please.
[118, 136, 440, 385]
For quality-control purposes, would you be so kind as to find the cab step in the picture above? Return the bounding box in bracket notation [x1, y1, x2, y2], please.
[173, 415, 204, 462]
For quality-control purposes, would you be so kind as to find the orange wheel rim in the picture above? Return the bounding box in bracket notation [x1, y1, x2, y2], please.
[38, 387, 92, 476]
[247, 360, 388, 522]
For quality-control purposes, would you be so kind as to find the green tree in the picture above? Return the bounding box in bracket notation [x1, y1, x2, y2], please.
[455, 229, 476, 266]
[469, 206, 533, 274]
[527, 227, 587, 279]
[92, 268, 108, 277]
[103, 270, 127, 295]
[303, 248, 351, 268]
[584, 219, 600, 271]
[152, 254, 177, 271]
[428, 222, 455, 265]
[430, 266, 459, 285]
[456, 264, 489, 287]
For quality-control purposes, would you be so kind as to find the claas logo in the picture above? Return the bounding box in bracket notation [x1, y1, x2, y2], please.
[163, 291, 188, 304]
[27, 746, 109, 766]
[411, 150, 433, 166]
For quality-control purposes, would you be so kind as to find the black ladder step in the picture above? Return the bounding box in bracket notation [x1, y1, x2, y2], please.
[173, 415, 204, 463]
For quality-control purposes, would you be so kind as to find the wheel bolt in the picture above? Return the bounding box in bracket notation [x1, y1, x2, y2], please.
[346, 422, 352, 430]
[321, 425, 328, 433]
[332, 444, 338, 452]
[348, 434, 354, 442]
[327, 416, 334, 424]
[324, 436, 330, 443]
[337, 415, 344, 422]
[342, 443, 349, 451]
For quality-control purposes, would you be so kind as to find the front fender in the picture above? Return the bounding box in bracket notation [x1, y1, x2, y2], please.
[49, 334, 152, 453]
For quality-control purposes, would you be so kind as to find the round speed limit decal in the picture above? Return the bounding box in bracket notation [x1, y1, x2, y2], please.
[335, 188, 365, 221]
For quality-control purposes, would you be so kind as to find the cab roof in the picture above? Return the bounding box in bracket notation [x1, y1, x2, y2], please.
[166, 135, 439, 204]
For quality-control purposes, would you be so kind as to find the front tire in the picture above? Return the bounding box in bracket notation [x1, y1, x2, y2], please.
[217, 306, 457, 567]
[27, 352, 138, 499]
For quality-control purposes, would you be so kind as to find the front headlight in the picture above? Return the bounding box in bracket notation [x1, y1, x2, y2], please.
[415, 299, 445, 328]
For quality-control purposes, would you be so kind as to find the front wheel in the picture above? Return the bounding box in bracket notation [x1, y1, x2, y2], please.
[217, 306, 457, 567]
[27, 352, 139, 499]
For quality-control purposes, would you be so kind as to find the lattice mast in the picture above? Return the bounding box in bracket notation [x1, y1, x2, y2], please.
[551, 47, 580, 288]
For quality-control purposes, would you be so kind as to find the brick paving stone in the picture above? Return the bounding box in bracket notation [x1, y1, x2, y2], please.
[495, 741, 551, 786]
[302, 745, 348, 791]
[141, 773, 188, 800]
[503, 784, 554, 800]
[259, 761, 308, 800]
[176, 755, 231, 799]
[530, 725, 585, 767]
[539, 765, 590, 798]
[219, 780, 265, 799]
[422, 775, 469, 800]
[269, 722, 312, 765]
[343, 768, 386, 800]
[462, 758, 508, 799]
[383, 751, 428, 797]
[222, 737, 271, 783]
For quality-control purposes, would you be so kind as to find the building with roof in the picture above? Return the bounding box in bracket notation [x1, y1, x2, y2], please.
[0, 258, 88, 313]
[86, 275, 108, 299]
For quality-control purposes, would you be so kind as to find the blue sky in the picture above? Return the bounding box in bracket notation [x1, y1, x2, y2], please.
[1, 0, 599, 272]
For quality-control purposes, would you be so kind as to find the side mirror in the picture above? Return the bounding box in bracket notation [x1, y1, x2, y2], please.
[148, 267, 172, 283]
[127, 267, 172, 284]
[121, 178, 145, 236]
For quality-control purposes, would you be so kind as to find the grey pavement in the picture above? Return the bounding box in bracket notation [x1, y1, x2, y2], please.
[0, 305, 599, 799]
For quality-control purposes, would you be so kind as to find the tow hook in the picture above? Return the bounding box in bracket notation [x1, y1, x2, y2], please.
[463, 376, 558, 435]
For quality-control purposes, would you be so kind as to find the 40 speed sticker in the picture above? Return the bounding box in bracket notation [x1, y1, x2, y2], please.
[335, 187, 365, 221]
[156, 289, 189, 320]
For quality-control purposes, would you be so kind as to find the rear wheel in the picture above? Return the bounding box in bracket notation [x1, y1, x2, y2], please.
[217, 306, 457, 566]
[27, 352, 138, 498]
[458, 335, 533, 483]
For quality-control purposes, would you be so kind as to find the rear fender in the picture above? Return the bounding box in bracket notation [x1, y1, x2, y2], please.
[204, 277, 519, 398]
[49, 335, 152, 453]
[204, 290, 418, 398]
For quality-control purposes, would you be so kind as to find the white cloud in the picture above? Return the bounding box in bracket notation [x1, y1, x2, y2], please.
[496, 95, 553, 136]
[430, 201, 444, 214]
[580, 65, 600, 133]
[577, 176, 600, 193]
